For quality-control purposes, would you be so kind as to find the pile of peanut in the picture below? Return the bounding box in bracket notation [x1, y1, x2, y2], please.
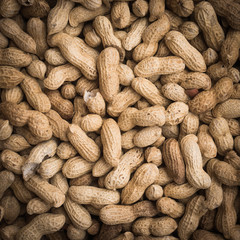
[0, 0, 240, 239]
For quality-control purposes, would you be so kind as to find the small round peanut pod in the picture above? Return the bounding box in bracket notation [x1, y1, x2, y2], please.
[145, 184, 163, 201]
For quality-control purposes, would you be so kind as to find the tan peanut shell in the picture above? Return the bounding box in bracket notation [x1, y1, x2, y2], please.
[149, 0, 165, 22]
[162, 138, 186, 185]
[101, 118, 121, 167]
[50, 172, 69, 195]
[104, 147, 144, 190]
[133, 217, 177, 237]
[178, 195, 208, 240]
[45, 48, 67, 66]
[0, 170, 15, 199]
[24, 175, 65, 208]
[50, 32, 97, 80]
[67, 124, 100, 162]
[0, 119, 13, 141]
[166, 0, 194, 17]
[0, 18, 36, 54]
[71, 0, 102, 10]
[202, 48, 219, 66]
[0, 47, 32, 67]
[27, 17, 49, 59]
[179, 21, 199, 40]
[26, 60, 46, 80]
[69, 5, 110, 27]
[16, 213, 65, 240]
[131, 77, 170, 106]
[27, 198, 51, 215]
[194, 1, 225, 51]
[64, 197, 92, 230]
[134, 56, 185, 78]
[121, 163, 159, 204]
[111, 2, 130, 29]
[69, 186, 120, 205]
[47, 0, 75, 35]
[100, 200, 158, 225]
[62, 156, 94, 179]
[165, 30, 206, 72]
[1, 86, 24, 104]
[97, 47, 120, 102]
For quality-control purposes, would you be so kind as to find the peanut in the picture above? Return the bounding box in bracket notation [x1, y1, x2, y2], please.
[100, 200, 158, 225]
[26, 197, 51, 215]
[166, 0, 194, 17]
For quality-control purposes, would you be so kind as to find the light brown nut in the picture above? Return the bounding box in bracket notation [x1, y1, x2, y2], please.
[27, 17, 49, 59]
[69, 185, 120, 205]
[45, 48, 67, 66]
[227, 119, 240, 137]
[121, 163, 159, 204]
[56, 142, 77, 160]
[22, 139, 57, 181]
[200, 209, 217, 231]
[205, 160, 223, 210]
[197, 125, 217, 164]
[11, 175, 34, 203]
[92, 157, 112, 178]
[122, 17, 148, 51]
[208, 0, 240, 30]
[132, 0, 148, 17]
[209, 117, 234, 156]
[0, 170, 15, 199]
[178, 195, 208, 240]
[97, 47, 120, 102]
[117, 64, 135, 86]
[162, 83, 189, 103]
[162, 138, 186, 185]
[133, 126, 162, 148]
[194, 1, 225, 51]
[21, 74, 51, 113]
[84, 89, 106, 117]
[166, 0, 194, 17]
[64, 196, 92, 230]
[202, 48, 218, 66]
[80, 114, 103, 132]
[181, 134, 211, 189]
[61, 83, 76, 100]
[0, 195, 20, 224]
[149, 0, 165, 22]
[165, 9, 184, 30]
[69, 5, 110, 27]
[37, 156, 64, 179]
[46, 90, 74, 120]
[50, 172, 69, 195]
[67, 225, 86, 240]
[20, 0, 50, 19]
[207, 61, 228, 82]
[157, 197, 185, 218]
[0, 18, 36, 54]
[133, 216, 177, 237]
[107, 86, 141, 117]
[189, 77, 233, 114]
[145, 147, 162, 166]
[1, 150, 25, 174]
[212, 99, 240, 119]
[0, 32, 9, 48]
[179, 21, 199, 40]
[101, 118, 121, 167]
[47, 0, 74, 35]
[220, 29, 240, 68]
[0, 47, 32, 67]
[224, 150, 240, 169]
[165, 102, 189, 126]
[100, 200, 158, 225]
[229, 68, 240, 84]
[162, 125, 179, 139]
[0, 0, 21, 17]
[132, 14, 170, 62]
[134, 56, 185, 78]
[45, 110, 69, 142]
[44, 64, 81, 90]
[70, 173, 95, 187]
[121, 129, 137, 149]
[26, 198, 51, 215]
[84, 24, 101, 48]
[62, 156, 94, 179]
[164, 182, 198, 200]
[93, 16, 125, 61]
[71, 0, 102, 10]
[193, 230, 225, 240]
[26, 60, 46, 80]
[131, 77, 170, 106]
[208, 158, 240, 186]
[111, 1, 130, 29]
[24, 175, 65, 208]
[1, 85, 24, 104]
[145, 184, 163, 201]
[16, 213, 65, 240]
[50, 32, 97, 80]
[165, 30, 206, 72]
[104, 147, 144, 190]
[0, 119, 13, 141]
[0, 66, 26, 89]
